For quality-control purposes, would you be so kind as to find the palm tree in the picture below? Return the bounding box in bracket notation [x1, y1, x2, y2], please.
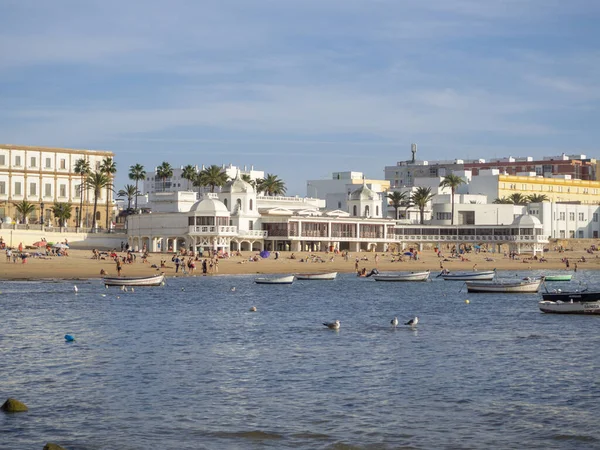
[507, 193, 529, 205]
[411, 187, 436, 224]
[85, 171, 111, 231]
[439, 174, 465, 225]
[257, 174, 286, 196]
[74, 158, 91, 229]
[118, 184, 139, 211]
[527, 194, 549, 203]
[386, 191, 410, 219]
[51, 202, 72, 227]
[100, 157, 117, 229]
[14, 200, 36, 224]
[493, 197, 513, 204]
[128, 163, 146, 211]
[156, 161, 173, 192]
[241, 173, 256, 189]
[181, 165, 198, 191]
[197, 165, 229, 193]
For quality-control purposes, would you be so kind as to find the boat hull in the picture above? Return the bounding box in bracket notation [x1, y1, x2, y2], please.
[541, 291, 600, 302]
[543, 275, 573, 281]
[465, 279, 542, 293]
[441, 271, 496, 281]
[255, 275, 295, 285]
[103, 274, 165, 287]
[373, 271, 430, 282]
[539, 300, 600, 314]
[296, 272, 337, 280]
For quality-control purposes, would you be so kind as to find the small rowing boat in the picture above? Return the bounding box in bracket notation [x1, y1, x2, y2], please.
[254, 275, 295, 285]
[465, 277, 543, 293]
[543, 274, 573, 282]
[372, 270, 430, 282]
[440, 270, 496, 281]
[296, 272, 337, 280]
[103, 273, 165, 287]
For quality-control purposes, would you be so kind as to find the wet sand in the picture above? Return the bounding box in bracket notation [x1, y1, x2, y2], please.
[0, 247, 597, 280]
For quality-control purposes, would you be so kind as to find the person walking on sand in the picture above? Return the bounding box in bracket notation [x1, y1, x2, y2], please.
[116, 258, 123, 277]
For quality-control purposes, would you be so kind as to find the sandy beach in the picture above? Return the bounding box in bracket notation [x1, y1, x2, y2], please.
[1, 243, 599, 280]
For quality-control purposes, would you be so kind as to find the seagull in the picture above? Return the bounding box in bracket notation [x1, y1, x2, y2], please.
[73, 285, 78, 293]
[250, 306, 257, 312]
[391, 317, 398, 327]
[230, 287, 236, 292]
[405, 317, 418, 327]
[130, 287, 134, 293]
[323, 320, 341, 330]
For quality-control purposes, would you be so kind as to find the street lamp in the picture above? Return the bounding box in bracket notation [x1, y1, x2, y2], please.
[75, 207, 79, 230]
[40, 202, 45, 226]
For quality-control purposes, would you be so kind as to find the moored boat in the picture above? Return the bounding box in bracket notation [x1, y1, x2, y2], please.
[465, 277, 543, 293]
[541, 290, 600, 302]
[440, 270, 496, 281]
[296, 272, 337, 280]
[539, 291, 600, 314]
[103, 273, 165, 287]
[543, 274, 573, 282]
[372, 270, 430, 282]
[254, 275, 295, 285]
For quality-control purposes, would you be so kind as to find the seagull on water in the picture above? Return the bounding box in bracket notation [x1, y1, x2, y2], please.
[405, 317, 418, 327]
[73, 285, 78, 293]
[323, 320, 341, 330]
[391, 317, 398, 327]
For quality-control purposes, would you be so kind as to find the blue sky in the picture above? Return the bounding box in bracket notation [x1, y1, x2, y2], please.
[1, 0, 599, 195]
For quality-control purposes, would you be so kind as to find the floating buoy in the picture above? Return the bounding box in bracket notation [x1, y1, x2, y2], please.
[465, 299, 470, 304]
[101, 294, 106, 297]
[230, 287, 236, 292]
[250, 306, 257, 312]
[64, 334, 75, 342]
[181, 288, 185, 291]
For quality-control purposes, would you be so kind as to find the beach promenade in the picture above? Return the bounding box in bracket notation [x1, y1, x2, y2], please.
[1, 246, 598, 281]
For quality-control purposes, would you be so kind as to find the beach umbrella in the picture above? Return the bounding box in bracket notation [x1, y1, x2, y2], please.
[53, 243, 69, 249]
[32, 241, 47, 247]
[259, 250, 270, 258]
[403, 251, 413, 256]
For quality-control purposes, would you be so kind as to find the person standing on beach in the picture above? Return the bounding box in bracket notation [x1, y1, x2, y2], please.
[116, 258, 123, 277]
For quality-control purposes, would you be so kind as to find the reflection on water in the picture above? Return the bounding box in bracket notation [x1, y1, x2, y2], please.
[1, 270, 599, 449]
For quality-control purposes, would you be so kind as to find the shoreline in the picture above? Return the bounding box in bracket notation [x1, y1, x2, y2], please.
[1, 248, 598, 281]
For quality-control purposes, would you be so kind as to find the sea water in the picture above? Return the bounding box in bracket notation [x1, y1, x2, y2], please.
[1, 271, 599, 449]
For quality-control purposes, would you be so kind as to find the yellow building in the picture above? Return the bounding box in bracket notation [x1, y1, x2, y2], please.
[0, 144, 115, 228]
[496, 174, 600, 204]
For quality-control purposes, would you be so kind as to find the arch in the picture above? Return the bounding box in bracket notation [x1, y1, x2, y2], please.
[365, 205, 370, 217]
[236, 198, 242, 212]
[95, 211, 101, 220]
[223, 198, 228, 208]
[376, 205, 379, 216]
[353, 205, 357, 216]
[250, 199, 253, 211]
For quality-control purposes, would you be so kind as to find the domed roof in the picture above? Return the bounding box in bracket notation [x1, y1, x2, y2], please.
[511, 213, 542, 228]
[189, 197, 230, 216]
[222, 172, 255, 194]
[349, 183, 378, 201]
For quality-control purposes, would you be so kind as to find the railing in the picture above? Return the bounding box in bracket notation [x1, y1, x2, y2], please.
[188, 225, 238, 235]
[237, 230, 268, 238]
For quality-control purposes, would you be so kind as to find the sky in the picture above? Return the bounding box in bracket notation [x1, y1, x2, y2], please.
[1, 0, 599, 195]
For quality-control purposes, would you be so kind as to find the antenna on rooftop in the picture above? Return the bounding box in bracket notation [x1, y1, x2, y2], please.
[411, 143, 417, 163]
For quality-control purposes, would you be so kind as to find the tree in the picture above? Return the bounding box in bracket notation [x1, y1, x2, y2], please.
[507, 193, 528, 205]
[118, 184, 139, 211]
[257, 173, 286, 196]
[74, 158, 91, 228]
[128, 163, 146, 211]
[14, 200, 36, 224]
[439, 174, 465, 225]
[100, 157, 117, 229]
[181, 165, 198, 191]
[493, 197, 513, 204]
[411, 187, 435, 224]
[51, 202, 73, 227]
[197, 165, 229, 193]
[241, 173, 256, 189]
[85, 171, 111, 231]
[386, 191, 410, 219]
[156, 161, 173, 192]
[527, 194, 549, 203]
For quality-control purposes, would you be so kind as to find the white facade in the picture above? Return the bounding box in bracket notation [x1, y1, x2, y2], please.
[530, 202, 600, 239]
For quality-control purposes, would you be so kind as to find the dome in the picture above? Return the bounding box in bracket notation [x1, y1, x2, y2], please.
[511, 214, 542, 228]
[222, 172, 255, 194]
[189, 197, 230, 216]
[349, 183, 378, 201]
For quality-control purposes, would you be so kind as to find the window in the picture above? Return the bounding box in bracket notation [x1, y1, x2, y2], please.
[338, 201, 342, 209]
[0, 181, 5, 194]
[14, 182, 22, 195]
[60, 159, 66, 169]
[15, 156, 21, 167]
[0, 155, 5, 165]
[376, 206, 379, 216]
[569, 230, 575, 238]
[578, 230, 584, 238]
[45, 183, 52, 197]
[569, 212, 575, 221]
[45, 157, 52, 168]
[30, 157, 37, 167]
[249, 220, 253, 230]
[60, 184, 66, 197]
[559, 212, 565, 221]
[353, 205, 357, 216]
[29, 183, 36, 196]
[579, 213, 584, 221]
[365, 206, 370, 217]
[559, 230, 565, 238]
[223, 198, 227, 208]
[75, 184, 81, 199]
[594, 213, 598, 222]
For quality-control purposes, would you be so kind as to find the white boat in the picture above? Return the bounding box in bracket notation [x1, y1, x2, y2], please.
[440, 270, 496, 281]
[372, 270, 430, 282]
[465, 277, 543, 293]
[296, 272, 337, 280]
[254, 275, 295, 285]
[103, 273, 165, 287]
[539, 299, 600, 314]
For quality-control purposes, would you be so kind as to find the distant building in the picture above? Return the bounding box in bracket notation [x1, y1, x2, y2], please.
[0, 144, 115, 228]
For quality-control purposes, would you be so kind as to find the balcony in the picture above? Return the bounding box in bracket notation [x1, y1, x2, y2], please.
[188, 225, 237, 236]
[238, 230, 268, 238]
